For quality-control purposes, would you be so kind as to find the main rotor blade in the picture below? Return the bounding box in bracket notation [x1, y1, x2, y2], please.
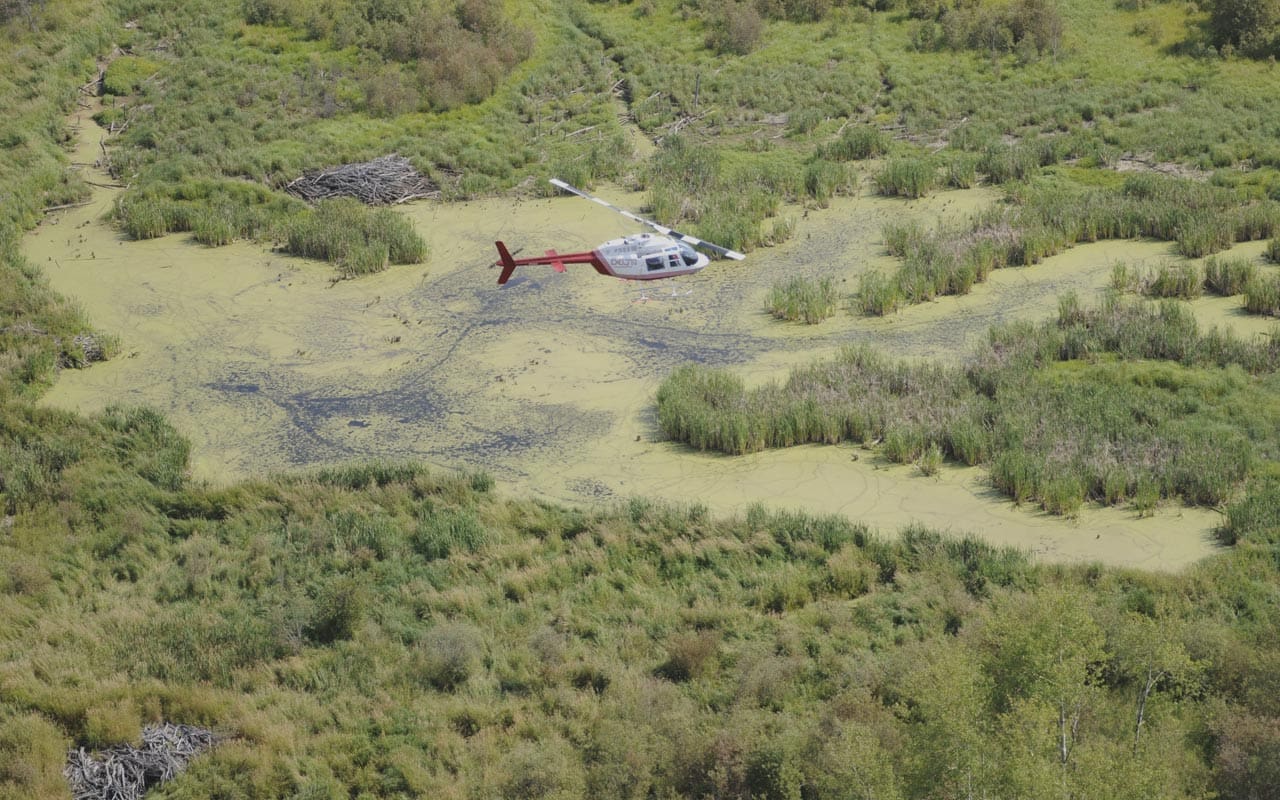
[549, 178, 746, 261]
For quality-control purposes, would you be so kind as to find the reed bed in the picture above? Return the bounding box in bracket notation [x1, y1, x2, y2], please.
[284, 198, 427, 278]
[660, 297, 1280, 513]
[862, 174, 1280, 315]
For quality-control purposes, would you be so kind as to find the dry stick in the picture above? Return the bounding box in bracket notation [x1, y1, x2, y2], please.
[43, 201, 92, 213]
[286, 154, 440, 205]
[64, 723, 219, 800]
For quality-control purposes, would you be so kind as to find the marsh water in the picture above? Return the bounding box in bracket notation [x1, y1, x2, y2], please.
[31, 114, 1255, 571]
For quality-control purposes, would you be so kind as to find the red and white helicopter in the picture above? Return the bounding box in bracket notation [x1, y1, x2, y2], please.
[495, 178, 745, 288]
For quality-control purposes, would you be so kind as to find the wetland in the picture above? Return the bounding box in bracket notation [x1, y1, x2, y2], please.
[7, 0, 1280, 796]
[28, 112, 1240, 571]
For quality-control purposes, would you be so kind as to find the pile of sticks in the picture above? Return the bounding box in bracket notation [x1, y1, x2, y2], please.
[64, 723, 219, 800]
[285, 154, 440, 205]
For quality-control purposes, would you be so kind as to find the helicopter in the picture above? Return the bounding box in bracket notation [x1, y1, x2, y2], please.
[494, 178, 745, 287]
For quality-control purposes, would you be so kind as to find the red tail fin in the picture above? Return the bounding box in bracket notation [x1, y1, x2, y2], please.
[495, 241, 517, 285]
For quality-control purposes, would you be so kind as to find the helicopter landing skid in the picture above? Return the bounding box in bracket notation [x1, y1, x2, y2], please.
[630, 280, 692, 303]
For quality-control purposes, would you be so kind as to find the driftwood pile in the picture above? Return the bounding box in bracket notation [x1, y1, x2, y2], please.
[285, 154, 440, 205]
[64, 723, 219, 800]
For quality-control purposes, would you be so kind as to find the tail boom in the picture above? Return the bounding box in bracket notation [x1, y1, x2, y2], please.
[494, 242, 611, 285]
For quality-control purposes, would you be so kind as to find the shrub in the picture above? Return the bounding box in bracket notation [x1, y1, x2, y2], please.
[308, 575, 367, 643]
[1207, 0, 1280, 59]
[419, 622, 484, 691]
[705, 0, 764, 54]
[655, 631, 720, 682]
[103, 55, 163, 95]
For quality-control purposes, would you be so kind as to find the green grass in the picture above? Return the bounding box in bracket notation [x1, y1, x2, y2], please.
[765, 275, 840, 323]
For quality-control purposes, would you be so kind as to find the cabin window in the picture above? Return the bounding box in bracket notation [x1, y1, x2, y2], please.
[646, 256, 664, 271]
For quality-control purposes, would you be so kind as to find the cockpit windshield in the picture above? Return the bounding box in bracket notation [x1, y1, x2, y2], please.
[677, 241, 700, 267]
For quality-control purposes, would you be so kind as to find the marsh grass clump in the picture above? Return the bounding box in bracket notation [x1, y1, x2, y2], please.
[1242, 272, 1280, 315]
[875, 157, 938, 198]
[820, 125, 888, 161]
[945, 152, 979, 189]
[766, 275, 839, 323]
[1217, 477, 1280, 545]
[285, 198, 426, 277]
[1176, 214, 1235, 258]
[1267, 237, 1280, 263]
[1109, 261, 1140, 293]
[1203, 255, 1256, 296]
[191, 205, 238, 246]
[118, 196, 180, 240]
[804, 159, 847, 207]
[856, 270, 903, 316]
[1145, 260, 1203, 299]
[917, 441, 944, 476]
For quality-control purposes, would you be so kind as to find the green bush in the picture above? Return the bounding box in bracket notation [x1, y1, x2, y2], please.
[419, 622, 484, 691]
[705, 0, 764, 54]
[1207, 0, 1280, 59]
[308, 575, 367, 643]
